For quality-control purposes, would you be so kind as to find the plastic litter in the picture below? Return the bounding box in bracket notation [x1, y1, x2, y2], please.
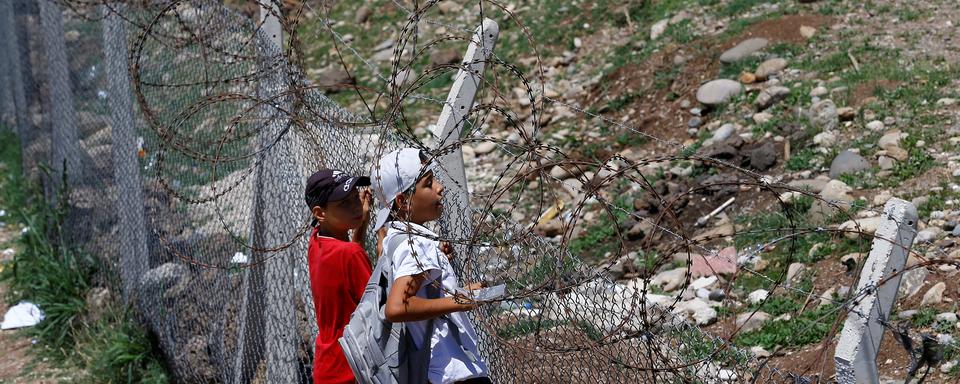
[231, 252, 249, 264]
[1, 302, 45, 330]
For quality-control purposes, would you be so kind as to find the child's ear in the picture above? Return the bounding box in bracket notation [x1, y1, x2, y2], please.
[393, 193, 407, 208]
[311, 205, 325, 224]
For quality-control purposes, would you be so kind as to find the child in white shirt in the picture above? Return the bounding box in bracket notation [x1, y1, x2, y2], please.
[372, 148, 491, 384]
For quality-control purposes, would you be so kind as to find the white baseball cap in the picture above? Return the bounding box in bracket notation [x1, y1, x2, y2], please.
[370, 148, 432, 230]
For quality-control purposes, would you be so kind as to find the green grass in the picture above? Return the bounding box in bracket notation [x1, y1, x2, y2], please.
[915, 184, 959, 219]
[736, 304, 839, 349]
[910, 308, 938, 328]
[732, 195, 864, 293]
[837, 170, 880, 190]
[0, 129, 169, 383]
[569, 193, 633, 262]
[887, 129, 936, 183]
[78, 309, 170, 384]
[786, 147, 818, 171]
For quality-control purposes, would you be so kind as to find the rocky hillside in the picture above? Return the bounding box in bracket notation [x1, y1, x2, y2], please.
[295, 0, 960, 381]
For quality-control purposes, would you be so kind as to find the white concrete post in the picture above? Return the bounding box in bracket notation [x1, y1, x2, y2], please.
[431, 18, 498, 251]
[835, 198, 918, 383]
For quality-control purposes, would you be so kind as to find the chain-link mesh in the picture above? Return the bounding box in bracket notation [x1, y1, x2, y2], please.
[0, 1, 944, 383]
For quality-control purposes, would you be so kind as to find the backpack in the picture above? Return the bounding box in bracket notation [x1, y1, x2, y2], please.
[339, 234, 439, 384]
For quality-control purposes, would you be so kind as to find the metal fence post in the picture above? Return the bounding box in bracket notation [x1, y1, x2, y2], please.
[13, 0, 38, 165]
[0, 1, 27, 133]
[835, 198, 918, 383]
[102, 3, 150, 305]
[242, 1, 299, 381]
[0, 0, 11, 128]
[38, 0, 83, 188]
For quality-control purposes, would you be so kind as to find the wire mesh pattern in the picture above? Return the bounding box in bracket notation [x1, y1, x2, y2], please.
[0, 1, 951, 383]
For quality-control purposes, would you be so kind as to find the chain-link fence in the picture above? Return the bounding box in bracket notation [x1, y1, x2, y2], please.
[1, 1, 933, 383]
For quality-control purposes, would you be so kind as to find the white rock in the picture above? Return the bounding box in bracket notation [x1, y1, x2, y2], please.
[474, 141, 497, 155]
[748, 289, 769, 304]
[652, 268, 687, 292]
[813, 131, 837, 147]
[696, 288, 711, 300]
[916, 228, 942, 244]
[712, 123, 736, 142]
[754, 86, 791, 110]
[921, 282, 946, 306]
[936, 312, 958, 324]
[941, 360, 958, 374]
[878, 155, 895, 170]
[697, 79, 744, 105]
[736, 311, 771, 332]
[691, 276, 718, 290]
[820, 179, 854, 203]
[755, 58, 788, 80]
[809, 86, 828, 97]
[461, 145, 476, 162]
[878, 130, 907, 151]
[719, 38, 769, 63]
[873, 191, 893, 206]
[838, 217, 886, 239]
[672, 298, 717, 325]
[786, 262, 806, 283]
[715, 369, 738, 381]
[810, 99, 838, 131]
[752, 112, 773, 124]
[866, 120, 886, 132]
[899, 268, 928, 299]
[937, 98, 957, 106]
[750, 346, 772, 358]
[938, 333, 954, 346]
[650, 19, 670, 40]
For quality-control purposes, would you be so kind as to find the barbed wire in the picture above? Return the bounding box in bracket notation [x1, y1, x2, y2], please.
[27, 0, 960, 382]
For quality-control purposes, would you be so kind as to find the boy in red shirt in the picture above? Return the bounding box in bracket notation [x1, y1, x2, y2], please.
[305, 169, 373, 384]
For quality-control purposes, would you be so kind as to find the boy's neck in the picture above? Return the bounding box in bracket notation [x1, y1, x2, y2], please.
[318, 227, 350, 242]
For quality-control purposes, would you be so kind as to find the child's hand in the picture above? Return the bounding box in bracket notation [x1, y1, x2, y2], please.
[451, 291, 478, 311]
[440, 241, 455, 260]
[359, 188, 373, 223]
[464, 282, 485, 291]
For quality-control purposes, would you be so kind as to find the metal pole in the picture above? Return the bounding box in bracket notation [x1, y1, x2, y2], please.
[13, 0, 37, 159]
[38, 0, 83, 188]
[0, 1, 27, 130]
[835, 198, 918, 383]
[102, 3, 150, 305]
[0, 0, 10, 129]
[238, 1, 300, 382]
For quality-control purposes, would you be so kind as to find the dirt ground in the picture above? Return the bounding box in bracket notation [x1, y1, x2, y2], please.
[0, 224, 59, 383]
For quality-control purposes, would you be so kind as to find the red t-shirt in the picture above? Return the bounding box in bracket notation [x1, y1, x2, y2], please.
[308, 230, 372, 384]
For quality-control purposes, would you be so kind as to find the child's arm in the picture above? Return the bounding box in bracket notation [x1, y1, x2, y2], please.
[438, 242, 483, 291]
[384, 272, 475, 322]
[353, 189, 373, 246]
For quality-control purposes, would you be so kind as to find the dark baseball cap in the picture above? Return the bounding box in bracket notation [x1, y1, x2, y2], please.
[305, 169, 371, 209]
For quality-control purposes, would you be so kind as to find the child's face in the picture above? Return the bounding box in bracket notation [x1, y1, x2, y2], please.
[407, 171, 444, 224]
[315, 189, 364, 232]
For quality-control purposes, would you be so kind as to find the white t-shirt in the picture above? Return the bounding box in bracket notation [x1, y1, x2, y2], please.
[384, 221, 489, 384]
